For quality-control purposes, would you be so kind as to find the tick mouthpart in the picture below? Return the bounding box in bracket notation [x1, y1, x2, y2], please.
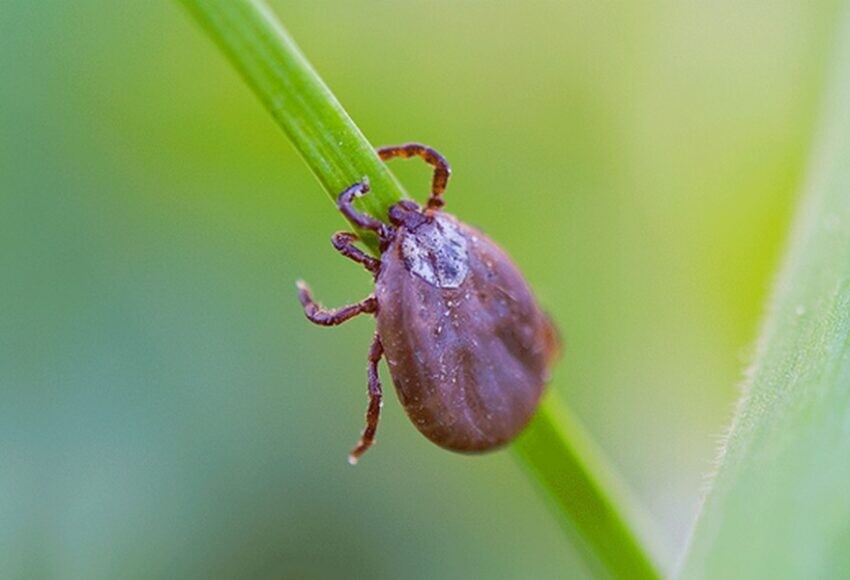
[388, 199, 429, 229]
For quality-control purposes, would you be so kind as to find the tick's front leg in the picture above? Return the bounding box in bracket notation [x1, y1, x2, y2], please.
[337, 181, 389, 238]
[332, 231, 380, 276]
[296, 281, 377, 326]
[377, 143, 451, 211]
[348, 333, 384, 465]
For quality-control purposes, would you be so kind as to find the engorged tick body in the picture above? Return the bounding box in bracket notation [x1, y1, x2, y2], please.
[297, 143, 560, 463]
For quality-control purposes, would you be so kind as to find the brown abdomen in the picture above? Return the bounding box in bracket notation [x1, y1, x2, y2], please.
[375, 216, 558, 452]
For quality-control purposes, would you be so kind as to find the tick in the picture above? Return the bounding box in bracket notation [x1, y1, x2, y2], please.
[297, 143, 560, 463]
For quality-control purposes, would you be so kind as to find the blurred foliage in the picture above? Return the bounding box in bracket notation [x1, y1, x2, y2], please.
[682, 9, 850, 576]
[0, 1, 842, 578]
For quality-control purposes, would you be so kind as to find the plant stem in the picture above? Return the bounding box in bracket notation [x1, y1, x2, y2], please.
[680, 8, 850, 578]
[515, 396, 666, 578]
[178, 0, 405, 241]
[177, 1, 664, 577]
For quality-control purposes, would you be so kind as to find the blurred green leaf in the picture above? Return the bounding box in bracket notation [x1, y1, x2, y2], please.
[681, 7, 850, 578]
[177, 0, 664, 577]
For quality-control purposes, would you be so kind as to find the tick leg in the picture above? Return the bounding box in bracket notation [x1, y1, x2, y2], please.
[332, 231, 380, 275]
[296, 281, 377, 326]
[348, 333, 384, 465]
[377, 143, 451, 211]
[337, 181, 389, 237]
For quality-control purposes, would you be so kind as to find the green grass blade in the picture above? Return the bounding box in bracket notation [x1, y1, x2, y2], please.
[515, 397, 667, 578]
[680, 8, 850, 578]
[178, 0, 405, 239]
[177, 1, 663, 577]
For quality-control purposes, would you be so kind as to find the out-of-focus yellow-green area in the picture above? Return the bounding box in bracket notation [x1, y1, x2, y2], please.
[0, 1, 842, 577]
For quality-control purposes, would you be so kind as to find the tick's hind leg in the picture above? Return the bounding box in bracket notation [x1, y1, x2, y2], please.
[348, 333, 384, 465]
[296, 281, 377, 326]
[377, 143, 451, 211]
[332, 232, 380, 275]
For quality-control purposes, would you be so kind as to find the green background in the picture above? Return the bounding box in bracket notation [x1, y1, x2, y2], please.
[0, 1, 842, 577]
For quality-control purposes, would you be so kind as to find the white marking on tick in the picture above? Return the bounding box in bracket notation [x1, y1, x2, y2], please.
[401, 215, 469, 288]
